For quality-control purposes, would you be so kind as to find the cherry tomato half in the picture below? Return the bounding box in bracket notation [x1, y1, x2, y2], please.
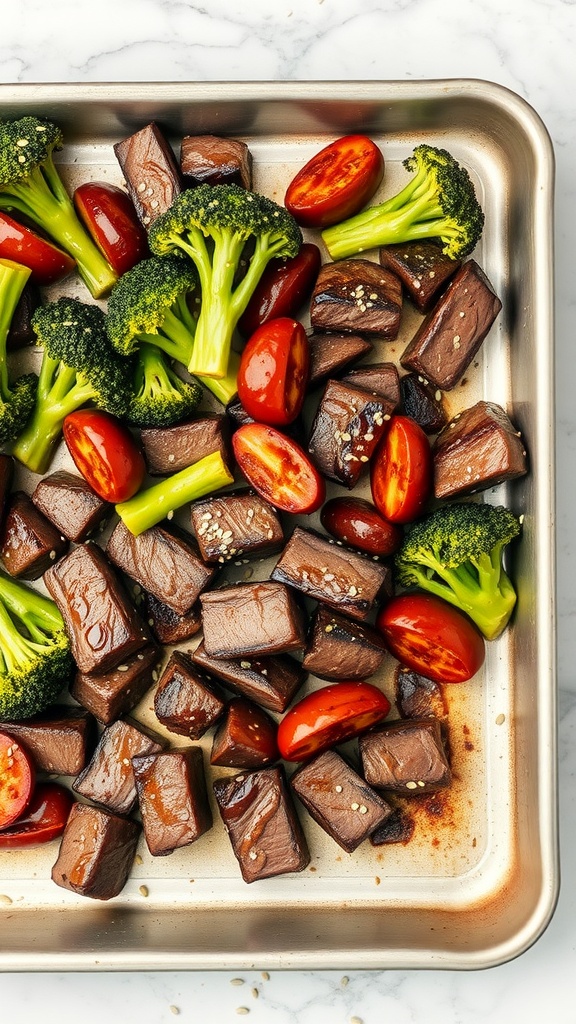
[74, 181, 149, 276]
[0, 731, 35, 830]
[277, 681, 391, 762]
[370, 415, 432, 524]
[232, 422, 325, 514]
[238, 243, 321, 337]
[63, 409, 146, 503]
[376, 593, 485, 684]
[0, 212, 76, 285]
[320, 496, 403, 557]
[237, 317, 310, 426]
[284, 135, 384, 229]
[0, 783, 73, 848]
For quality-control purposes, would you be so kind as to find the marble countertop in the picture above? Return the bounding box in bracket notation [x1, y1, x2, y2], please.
[1, 1, 574, 1021]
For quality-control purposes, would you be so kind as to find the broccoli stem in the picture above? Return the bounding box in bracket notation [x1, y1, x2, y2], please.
[0, 259, 32, 395]
[0, 571, 64, 636]
[11, 360, 95, 474]
[1, 160, 117, 298]
[116, 449, 234, 536]
[195, 350, 240, 406]
[186, 231, 246, 379]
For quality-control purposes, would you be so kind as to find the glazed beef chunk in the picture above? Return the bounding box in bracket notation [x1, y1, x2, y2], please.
[142, 590, 202, 646]
[310, 259, 402, 338]
[44, 543, 151, 675]
[0, 491, 68, 579]
[73, 716, 165, 815]
[302, 605, 388, 681]
[307, 332, 373, 389]
[1, 706, 96, 776]
[291, 749, 393, 853]
[400, 259, 502, 390]
[192, 641, 306, 714]
[213, 766, 310, 883]
[106, 520, 215, 617]
[71, 644, 162, 726]
[379, 240, 461, 312]
[400, 372, 447, 435]
[180, 134, 252, 189]
[432, 400, 528, 499]
[153, 650, 226, 739]
[210, 697, 279, 769]
[140, 415, 231, 476]
[31, 470, 110, 542]
[341, 362, 401, 408]
[114, 121, 181, 227]
[191, 489, 284, 564]
[307, 379, 394, 488]
[359, 718, 451, 795]
[52, 803, 140, 901]
[200, 580, 307, 659]
[271, 527, 392, 621]
[133, 747, 212, 856]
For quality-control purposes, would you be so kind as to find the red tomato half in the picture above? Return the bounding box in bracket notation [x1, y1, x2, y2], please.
[284, 135, 384, 228]
[237, 317, 309, 426]
[74, 181, 149, 276]
[0, 211, 76, 285]
[63, 409, 146, 503]
[0, 731, 35, 830]
[277, 681, 391, 762]
[232, 422, 325, 514]
[320, 496, 403, 557]
[370, 415, 432, 524]
[376, 593, 485, 684]
[0, 783, 73, 848]
[238, 243, 321, 337]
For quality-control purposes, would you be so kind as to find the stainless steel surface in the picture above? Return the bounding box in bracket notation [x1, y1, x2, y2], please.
[0, 80, 557, 971]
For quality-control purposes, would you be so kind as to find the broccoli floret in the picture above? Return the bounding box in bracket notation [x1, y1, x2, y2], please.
[106, 255, 199, 364]
[322, 144, 484, 262]
[395, 501, 521, 640]
[0, 258, 37, 445]
[11, 297, 131, 474]
[0, 116, 117, 298]
[116, 449, 234, 536]
[148, 183, 302, 380]
[0, 572, 73, 721]
[127, 342, 203, 428]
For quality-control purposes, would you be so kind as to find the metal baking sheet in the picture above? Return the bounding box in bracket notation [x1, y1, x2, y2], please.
[0, 80, 557, 970]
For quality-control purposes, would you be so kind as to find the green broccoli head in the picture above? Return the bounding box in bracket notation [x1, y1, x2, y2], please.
[126, 342, 203, 428]
[322, 143, 484, 262]
[11, 297, 131, 473]
[0, 373, 38, 445]
[0, 116, 117, 298]
[148, 184, 302, 379]
[395, 501, 521, 640]
[0, 573, 73, 721]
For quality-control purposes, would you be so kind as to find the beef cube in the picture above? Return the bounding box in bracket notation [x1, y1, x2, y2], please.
[213, 766, 310, 882]
[310, 260, 402, 338]
[400, 260, 502, 390]
[370, 805, 415, 846]
[143, 590, 202, 645]
[432, 400, 528, 499]
[141, 415, 231, 476]
[271, 527, 392, 621]
[359, 718, 451, 794]
[210, 697, 279, 768]
[71, 644, 162, 725]
[51, 803, 140, 901]
[0, 454, 14, 527]
[192, 641, 306, 713]
[302, 605, 387, 681]
[191, 489, 283, 564]
[395, 666, 448, 722]
[6, 279, 41, 349]
[31, 470, 110, 542]
[307, 379, 394, 488]
[114, 121, 181, 227]
[0, 491, 68, 579]
[379, 241, 461, 312]
[200, 580, 306, 659]
[153, 651, 226, 739]
[291, 749, 393, 853]
[341, 362, 400, 408]
[180, 134, 252, 189]
[132, 747, 212, 856]
[1, 706, 96, 776]
[307, 332, 373, 389]
[44, 543, 151, 675]
[73, 716, 165, 815]
[400, 372, 447, 434]
[106, 520, 215, 616]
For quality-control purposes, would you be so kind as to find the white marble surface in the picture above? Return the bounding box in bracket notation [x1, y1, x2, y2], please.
[1, 0, 575, 1020]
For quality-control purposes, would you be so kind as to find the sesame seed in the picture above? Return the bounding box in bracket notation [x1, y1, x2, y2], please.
[335, 785, 343, 793]
[406, 781, 418, 790]
[139, 885, 149, 897]
[230, 978, 245, 986]
[351, 802, 359, 810]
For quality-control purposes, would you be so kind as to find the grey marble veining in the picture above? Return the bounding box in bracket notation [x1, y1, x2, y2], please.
[0, 0, 574, 1020]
